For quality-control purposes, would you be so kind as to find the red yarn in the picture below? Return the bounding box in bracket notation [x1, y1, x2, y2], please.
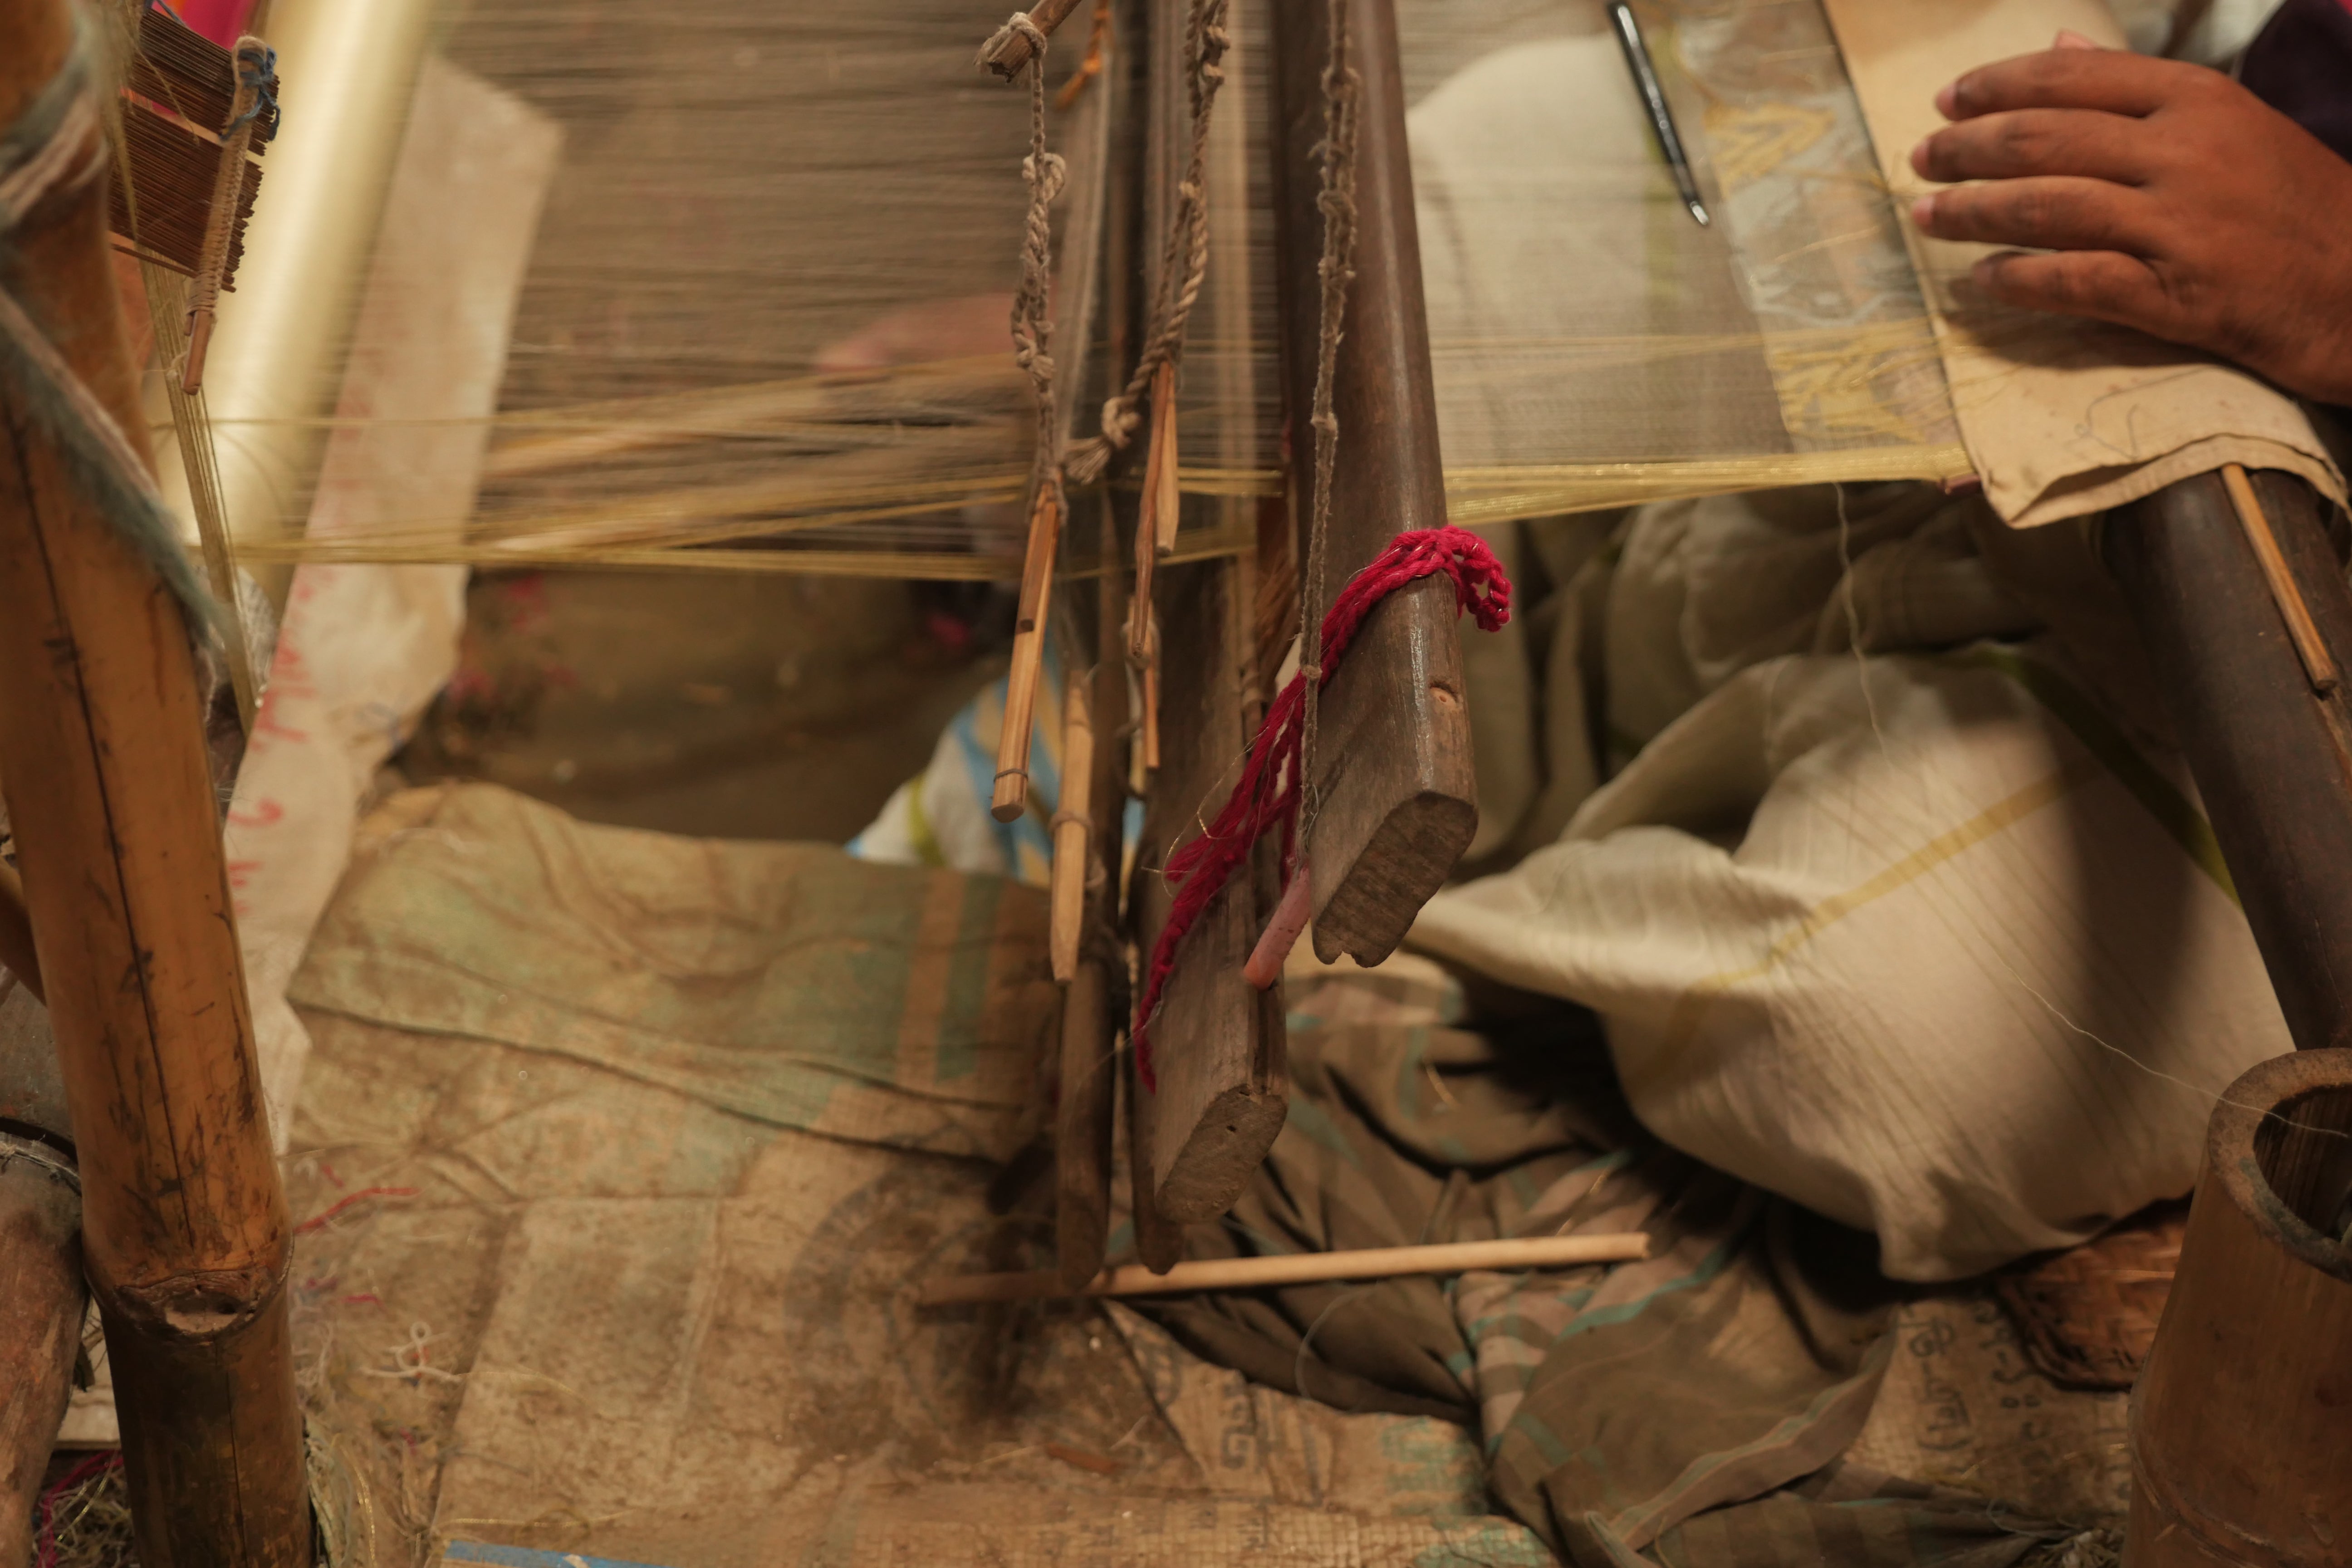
[1133, 525, 1512, 1088]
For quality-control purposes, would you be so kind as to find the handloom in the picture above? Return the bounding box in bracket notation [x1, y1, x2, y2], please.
[5, 0, 2352, 1561]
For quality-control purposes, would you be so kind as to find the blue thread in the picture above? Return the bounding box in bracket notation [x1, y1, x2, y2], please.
[230, 41, 279, 135]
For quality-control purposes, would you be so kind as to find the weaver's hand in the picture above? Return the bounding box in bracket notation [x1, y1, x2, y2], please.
[1908, 37, 2352, 405]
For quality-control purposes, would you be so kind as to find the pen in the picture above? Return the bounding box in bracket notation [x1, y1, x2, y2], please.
[1607, 2, 1710, 228]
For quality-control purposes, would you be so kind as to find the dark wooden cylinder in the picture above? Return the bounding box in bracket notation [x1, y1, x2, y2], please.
[2107, 470, 2352, 1053]
[2127, 1049, 2352, 1568]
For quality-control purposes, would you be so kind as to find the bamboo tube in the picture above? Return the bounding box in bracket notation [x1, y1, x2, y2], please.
[921, 1231, 1652, 1304]
[0, 5, 310, 1562]
[1140, 358, 1181, 556]
[993, 485, 1063, 822]
[0, 858, 40, 1002]
[1049, 667, 1095, 983]
[2126, 1049, 2352, 1568]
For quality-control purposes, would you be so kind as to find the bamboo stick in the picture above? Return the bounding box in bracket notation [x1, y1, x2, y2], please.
[0, 858, 40, 1002]
[921, 1232, 1652, 1304]
[2221, 461, 2339, 695]
[1049, 667, 1095, 983]
[1140, 358, 1181, 556]
[993, 486, 1063, 822]
[0, 4, 311, 1562]
[978, 0, 1091, 81]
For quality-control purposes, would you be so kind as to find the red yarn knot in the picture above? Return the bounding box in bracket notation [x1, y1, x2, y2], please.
[1132, 525, 1511, 1089]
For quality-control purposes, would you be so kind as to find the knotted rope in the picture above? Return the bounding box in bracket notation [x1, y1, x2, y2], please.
[0, 26, 220, 637]
[1003, 13, 1067, 524]
[1059, 0, 1230, 486]
[1132, 527, 1511, 1086]
[1298, 0, 1361, 855]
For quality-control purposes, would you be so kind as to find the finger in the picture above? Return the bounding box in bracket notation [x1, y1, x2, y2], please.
[2052, 29, 2102, 50]
[1911, 177, 2161, 255]
[1911, 108, 2151, 186]
[1970, 249, 2186, 339]
[1934, 49, 2202, 121]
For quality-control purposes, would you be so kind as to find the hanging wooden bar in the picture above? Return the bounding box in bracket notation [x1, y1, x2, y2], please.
[1132, 557, 1288, 1224]
[1266, 0, 1478, 965]
[0, 4, 311, 1562]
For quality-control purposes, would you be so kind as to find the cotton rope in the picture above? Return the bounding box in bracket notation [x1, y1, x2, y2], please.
[1298, 0, 1361, 859]
[0, 26, 220, 638]
[1059, 0, 1230, 487]
[1131, 525, 1511, 1087]
[1004, 13, 1068, 529]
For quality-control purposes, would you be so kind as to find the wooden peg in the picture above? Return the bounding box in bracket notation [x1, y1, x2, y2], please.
[992, 485, 1063, 823]
[978, 0, 1089, 81]
[1048, 667, 1094, 983]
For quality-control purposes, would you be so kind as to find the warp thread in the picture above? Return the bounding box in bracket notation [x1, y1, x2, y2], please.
[1005, 13, 1067, 525]
[1060, 0, 1231, 486]
[1132, 525, 1510, 1087]
[0, 24, 221, 638]
[1299, 0, 1361, 853]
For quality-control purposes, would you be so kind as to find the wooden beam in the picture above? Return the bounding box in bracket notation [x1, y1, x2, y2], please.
[1267, 0, 1476, 966]
[2107, 469, 2352, 1053]
[0, 5, 311, 1563]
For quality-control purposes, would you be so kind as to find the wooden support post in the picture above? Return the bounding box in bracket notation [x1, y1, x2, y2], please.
[0, 984, 82, 1568]
[1132, 558, 1287, 1225]
[2107, 468, 2352, 1053]
[1268, 0, 1477, 965]
[0, 5, 312, 1564]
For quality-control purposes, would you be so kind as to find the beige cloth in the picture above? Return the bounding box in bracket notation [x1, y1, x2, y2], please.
[1820, 0, 2344, 527]
[1420, 488, 2290, 1281]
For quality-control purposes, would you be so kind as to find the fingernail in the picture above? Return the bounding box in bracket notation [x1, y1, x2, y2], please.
[1910, 194, 1937, 232]
[1908, 136, 1933, 177]
[2053, 28, 2100, 49]
[1934, 81, 1957, 118]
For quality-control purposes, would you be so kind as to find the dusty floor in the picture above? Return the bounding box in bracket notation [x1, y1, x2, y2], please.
[400, 571, 1010, 843]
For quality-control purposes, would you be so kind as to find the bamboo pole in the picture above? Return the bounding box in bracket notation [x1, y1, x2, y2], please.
[0, 5, 311, 1563]
[1048, 666, 1095, 983]
[920, 1231, 1653, 1304]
